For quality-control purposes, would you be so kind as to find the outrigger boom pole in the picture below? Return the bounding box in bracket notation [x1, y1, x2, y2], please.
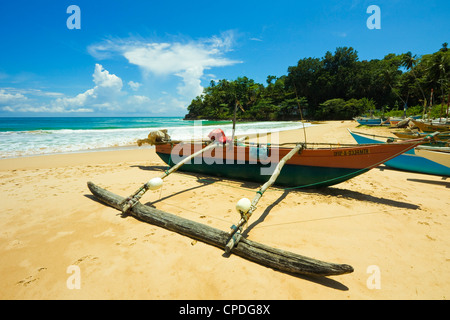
[121, 141, 218, 213]
[225, 143, 304, 253]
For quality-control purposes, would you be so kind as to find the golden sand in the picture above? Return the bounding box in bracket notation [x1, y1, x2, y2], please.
[1, 120, 448, 299]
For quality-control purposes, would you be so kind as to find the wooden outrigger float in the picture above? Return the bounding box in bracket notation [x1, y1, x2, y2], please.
[88, 181, 354, 276]
[87, 128, 435, 278]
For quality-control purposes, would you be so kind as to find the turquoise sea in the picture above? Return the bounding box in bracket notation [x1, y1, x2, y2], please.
[0, 117, 310, 159]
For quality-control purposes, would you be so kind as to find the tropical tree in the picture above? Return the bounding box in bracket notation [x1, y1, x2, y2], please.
[184, 46, 450, 121]
[401, 51, 426, 102]
[423, 49, 450, 105]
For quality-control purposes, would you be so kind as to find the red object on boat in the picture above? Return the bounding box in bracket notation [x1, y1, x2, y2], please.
[208, 129, 227, 144]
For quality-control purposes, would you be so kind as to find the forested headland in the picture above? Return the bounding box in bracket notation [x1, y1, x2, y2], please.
[184, 44, 449, 121]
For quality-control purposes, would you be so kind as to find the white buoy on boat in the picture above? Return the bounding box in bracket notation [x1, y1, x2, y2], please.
[147, 177, 163, 190]
[236, 197, 251, 214]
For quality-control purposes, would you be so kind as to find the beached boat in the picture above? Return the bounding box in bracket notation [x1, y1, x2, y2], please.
[393, 131, 450, 146]
[87, 128, 435, 279]
[411, 119, 450, 133]
[388, 117, 403, 127]
[415, 148, 450, 168]
[154, 136, 427, 188]
[388, 115, 423, 128]
[348, 130, 450, 176]
[354, 117, 387, 126]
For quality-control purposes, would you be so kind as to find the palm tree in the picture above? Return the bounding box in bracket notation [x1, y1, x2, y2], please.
[382, 69, 407, 107]
[427, 52, 448, 110]
[401, 52, 426, 102]
[401, 51, 417, 70]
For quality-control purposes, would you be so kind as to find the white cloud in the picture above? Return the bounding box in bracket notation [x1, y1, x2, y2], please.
[1, 103, 93, 113]
[93, 64, 123, 90]
[2, 32, 240, 115]
[333, 31, 348, 38]
[0, 89, 27, 104]
[122, 40, 238, 75]
[52, 63, 124, 111]
[128, 80, 142, 91]
[88, 31, 242, 101]
[1, 64, 137, 114]
[127, 95, 150, 105]
[175, 66, 204, 97]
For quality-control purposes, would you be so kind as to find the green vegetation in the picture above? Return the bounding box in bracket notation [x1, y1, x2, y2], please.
[184, 44, 449, 121]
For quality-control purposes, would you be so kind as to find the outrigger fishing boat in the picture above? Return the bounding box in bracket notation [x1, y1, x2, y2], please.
[87, 125, 437, 278]
[153, 130, 429, 189]
[354, 116, 388, 126]
[393, 131, 450, 145]
[411, 119, 450, 133]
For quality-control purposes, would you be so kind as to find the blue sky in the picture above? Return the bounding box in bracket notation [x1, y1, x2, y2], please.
[0, 0, 448, 117]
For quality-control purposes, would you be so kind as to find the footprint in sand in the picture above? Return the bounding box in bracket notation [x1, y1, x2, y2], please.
[16, 275, 37, 287]
[115, 237, 137, 246]
[143, 233, 155, 243]
[16, 267, 47, 287]
[73, 255, 99, 265]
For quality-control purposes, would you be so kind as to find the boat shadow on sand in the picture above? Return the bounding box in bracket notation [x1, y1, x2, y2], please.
[132, 164, 421, 211]
[105, 165, 363, 289]
[407, 178, 449, 188]
[93, 164, 425, 289]
[85, 188, 350, 290]
[378, 164, 449, 188]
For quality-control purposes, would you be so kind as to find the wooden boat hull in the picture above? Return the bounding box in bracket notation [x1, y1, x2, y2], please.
[87, 182, 354, 277]
[155, 141, 423, 188]
[412, 119, 450, 133]
[393, 132, 449, 146]
[388, 117, 405, 127]
[349, 131, 450, 176]
[393, 131, 450, 139]
[389, 119, 401, 127]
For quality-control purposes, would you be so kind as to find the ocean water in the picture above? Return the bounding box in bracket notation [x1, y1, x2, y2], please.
[0, 117, 311, 159]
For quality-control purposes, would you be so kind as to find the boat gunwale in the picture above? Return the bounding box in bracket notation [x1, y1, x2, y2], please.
[152, 137, 425, 150]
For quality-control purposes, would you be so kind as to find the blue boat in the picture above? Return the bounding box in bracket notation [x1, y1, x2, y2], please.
[354, 117, 389, 126]
[348, 130, 450, 176]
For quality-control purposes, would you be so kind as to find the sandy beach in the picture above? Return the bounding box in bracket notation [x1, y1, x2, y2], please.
[1, 120, 449, 300]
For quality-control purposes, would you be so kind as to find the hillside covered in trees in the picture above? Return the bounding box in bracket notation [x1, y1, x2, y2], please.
[184, 44, 449, 121]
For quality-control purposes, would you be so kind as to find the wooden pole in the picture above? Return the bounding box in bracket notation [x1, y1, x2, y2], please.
[225, 143, 304, 253]
[422, 98, 427, 120]
[88, 181, 354, 277]
[293, 83, 307, 144]
[231, 101, 237, 144]
[428, 89, 434, 121]
[446, 93, 450, 119]
[121, 141, 218, 213]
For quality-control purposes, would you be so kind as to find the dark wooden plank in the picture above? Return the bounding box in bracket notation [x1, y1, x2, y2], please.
[87, 181, 354, 277]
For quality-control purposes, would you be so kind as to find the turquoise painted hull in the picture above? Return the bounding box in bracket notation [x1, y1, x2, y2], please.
[156, 152, 368, 189]
[355, 118, 387, 126]
[356, 119, 382, 126]
[349, 132, 450, 176]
